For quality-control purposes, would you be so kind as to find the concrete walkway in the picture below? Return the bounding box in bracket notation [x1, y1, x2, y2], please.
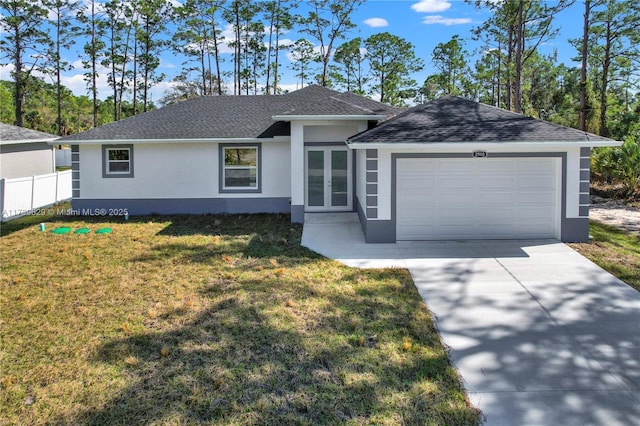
[302, 213, 640, 426]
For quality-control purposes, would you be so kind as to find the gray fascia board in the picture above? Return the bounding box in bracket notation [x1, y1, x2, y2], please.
[64, 137, 291, 145]
[346, 140, 623, 149]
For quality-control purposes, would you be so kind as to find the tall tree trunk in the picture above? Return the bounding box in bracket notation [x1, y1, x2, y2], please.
[206, 28, 213, 95]
[110, 24, 117, 121]
[599, 17, 612, 137]
[235, 4, 241, 95]
[200, 43, 207, 96]
[117, 21, 133, 120]
[244, 22, 249, 95]
[273, 7, 281, 94]
[143, 19, 150, 111]
[496, 39, 502, 108]
[56, 6, 63, 135]
[579, 0, 590, 131]
[13, 28, 23, 127]
[91, 0, 98, 127]
[513, 0, 525, 114]
[211, 15, 222, 95]
[132, 27, 138, 115]
[506, 26, 513, 111]
[265, 0, 276, 95]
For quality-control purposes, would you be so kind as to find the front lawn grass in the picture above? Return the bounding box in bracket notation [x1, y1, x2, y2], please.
[0, 213, 479, 425]
[569, 220, 640, 291]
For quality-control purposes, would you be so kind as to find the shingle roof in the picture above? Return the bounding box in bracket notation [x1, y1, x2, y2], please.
[277, 85, 397, 116]
[0, 123, 58, 144]
[61, 85, 399, 142]
[348, 95, 614, 143]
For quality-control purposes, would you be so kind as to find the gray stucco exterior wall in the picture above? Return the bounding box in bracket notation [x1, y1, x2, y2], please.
[291, 204, 304, 223]
[356, 197, 394, 243]
[72, 198, 291, 216]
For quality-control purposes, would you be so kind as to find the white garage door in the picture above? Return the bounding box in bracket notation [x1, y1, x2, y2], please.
[396, 157, 560, 241]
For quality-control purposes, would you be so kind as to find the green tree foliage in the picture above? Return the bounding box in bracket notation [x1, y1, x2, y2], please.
[592, 136, 640, 197]
[0, 0, 51, 127]
[297, 0, 363, 87]
[288, 38, 319, 87]
[422, 35, 473, 100]
[43, 0, 80, 136]
[587, 0, 640, 137]
[364, 32, 423, 106]
[77, 0, 105, 128]
[469, 0, 574, 113]
[173, 0, 220, 97]
[329, 37, 366, 94]
[263, 0, 295, 94]
[136, 0, 173, 111]
[0, 78, 152, 134]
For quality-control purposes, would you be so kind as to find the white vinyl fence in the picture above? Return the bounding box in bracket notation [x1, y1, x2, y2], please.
[1, 170, 72, 221]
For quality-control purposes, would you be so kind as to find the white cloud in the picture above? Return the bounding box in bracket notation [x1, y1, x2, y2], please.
[159, 59, 178, 69]
[421, 15, 472, 25]
[411, 0, 451, 13]
[0, 63, 14, 81]
[60, 65, 112, 97]
[277, 83, 304, 93]
[363, 17, 388, 28]
[277, 38, 295, 49]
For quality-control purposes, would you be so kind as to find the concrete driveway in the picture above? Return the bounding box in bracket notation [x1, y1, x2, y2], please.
[302, 213, 640, 426]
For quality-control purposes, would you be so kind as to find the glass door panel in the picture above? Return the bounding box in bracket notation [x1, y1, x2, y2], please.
[307, 150, 324, 207]
[331, 150, 348, 207]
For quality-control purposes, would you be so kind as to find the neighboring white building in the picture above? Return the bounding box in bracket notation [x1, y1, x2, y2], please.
[60, 86, 620, 243]
[0, 123, 58, 179]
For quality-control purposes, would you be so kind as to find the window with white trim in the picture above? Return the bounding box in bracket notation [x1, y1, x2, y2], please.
[221, 145, 260, 191]
[103, 145, 134, 178]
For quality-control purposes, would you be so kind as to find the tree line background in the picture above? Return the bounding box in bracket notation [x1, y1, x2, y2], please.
[1, 0, 638, 194]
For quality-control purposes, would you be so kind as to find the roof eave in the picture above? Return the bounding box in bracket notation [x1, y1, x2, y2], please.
[346, 140, 622, 149]
[272, 114, 387, 121]
[1, 137, 59, 145]
[62, 136, 291, 145]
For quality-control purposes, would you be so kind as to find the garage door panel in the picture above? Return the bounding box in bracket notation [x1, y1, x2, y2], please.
[519, 176, 555, 189]
[396, 158, 559, 241]
[477, 209, 515, 222]
[518, 207, 555, 219]
[477, 178, 516, 190]
[518, 159, 556, 172]
[440, 178, 474, 190]
[479, 195, 516, 205]
[521, 192, 556, 204]
[477, 161, 515, 174]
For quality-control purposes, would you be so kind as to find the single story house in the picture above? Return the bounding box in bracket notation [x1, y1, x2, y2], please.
[61, 85, 619, 243]
[0, 123, 58, 179]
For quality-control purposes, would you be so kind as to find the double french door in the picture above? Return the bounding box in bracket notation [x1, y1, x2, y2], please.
[305, 147, 352, 211]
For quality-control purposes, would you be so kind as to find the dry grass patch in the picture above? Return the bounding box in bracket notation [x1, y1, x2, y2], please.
[1, 212, 479, 425]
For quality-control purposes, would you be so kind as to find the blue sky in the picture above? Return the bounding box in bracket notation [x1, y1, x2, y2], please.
[0, 0, 587, 103]
[346, 0, 584, 81]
